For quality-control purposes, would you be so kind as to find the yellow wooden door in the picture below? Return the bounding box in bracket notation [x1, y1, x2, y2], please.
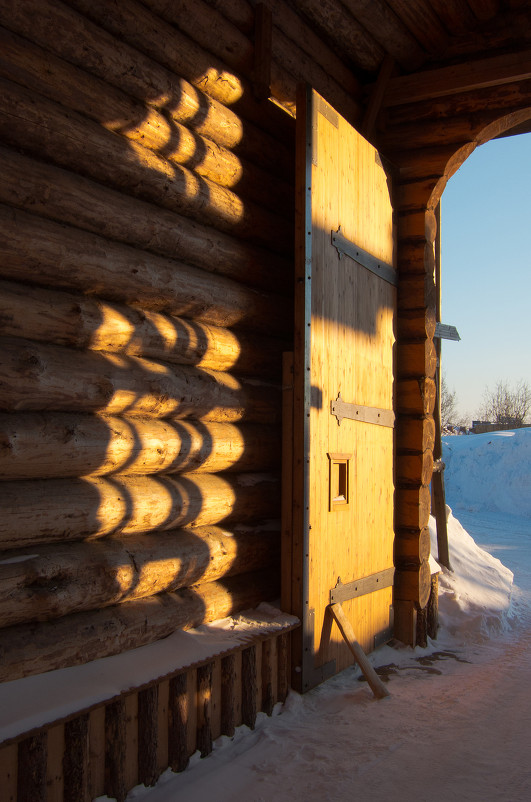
[291, 87, 396, 692]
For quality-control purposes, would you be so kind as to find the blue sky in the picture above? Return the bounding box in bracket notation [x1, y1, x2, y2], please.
[440, 133, 531, 422]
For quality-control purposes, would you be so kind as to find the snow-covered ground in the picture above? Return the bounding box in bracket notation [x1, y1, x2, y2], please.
[115, 429, 531, 802]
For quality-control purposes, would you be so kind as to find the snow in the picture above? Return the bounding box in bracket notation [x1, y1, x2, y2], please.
[109, 427, 531, 802]
[0, 605, 298, 743]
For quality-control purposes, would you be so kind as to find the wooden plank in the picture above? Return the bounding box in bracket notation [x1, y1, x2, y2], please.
[385, 0, 449, 55]
[63, 715, 89, 802]
[220, 654, 237, 737]
[196, 663, 213, 757]
[124, 693, 139, 791]
[241, 646, 258, 728]
[168, 673, 189, 773]
[277, 632, 289, 704]
[18, 732, 47, 802]
[138, 686, 159, 788]
[261, 638, 275, 716]
[157, 681, 169, 775]
[88, 707, 106, 799]
[105, 699, 127, 802]
[46, 723, 64, 802]
[383, 49, 531, 107]
[0, 743, 17, 802]
[211, 658, 222, 741]
[281, 352, 294, 614]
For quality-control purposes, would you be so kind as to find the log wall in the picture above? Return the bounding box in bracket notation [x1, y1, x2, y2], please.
[0, 0, 313, 688]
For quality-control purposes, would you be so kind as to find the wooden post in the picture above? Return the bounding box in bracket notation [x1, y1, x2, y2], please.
[18, 733, 47, 802]
[220, 653, 237, 737]
[105, 699, 127, 802]
[277, 632, 290, 703]
[168, 673, 189, 772]
[329, 604, 390, 699]
[261, 638, 274, 716]
[241, 645, 258, 728]
[197, 663, 213, 757]
[138, 686, 159, 787]
[427, 573, 439, 640]
[63, 713, 90, 802]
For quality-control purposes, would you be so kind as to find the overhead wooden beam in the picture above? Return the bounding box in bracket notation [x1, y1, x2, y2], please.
[361, 54, 395, 139]
[383, 49, 531, 107]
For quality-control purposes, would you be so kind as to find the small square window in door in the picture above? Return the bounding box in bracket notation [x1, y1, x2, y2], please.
[327, 453, 352, 511]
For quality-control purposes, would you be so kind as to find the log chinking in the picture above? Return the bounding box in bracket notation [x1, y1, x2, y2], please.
[0, 0, 293, 682]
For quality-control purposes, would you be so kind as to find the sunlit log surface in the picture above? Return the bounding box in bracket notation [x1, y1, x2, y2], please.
[0, 472, 280, 549]
[0, 337, 280, 422]
[0, 414, 280, 479]
[0, 570, 280, 682]
[0, 207, 290, 334]
[0, 77, 292, 252]
[0, 0, 294, 168]
[0, 27, 292, 215]
[0, 280, 286, 377]
[0, 525, 279, 626]
[0, 148, 291, 294]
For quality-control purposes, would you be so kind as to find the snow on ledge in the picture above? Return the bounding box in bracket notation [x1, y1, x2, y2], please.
[0, 603, 299, 745]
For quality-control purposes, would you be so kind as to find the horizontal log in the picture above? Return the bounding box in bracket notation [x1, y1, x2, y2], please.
[398, 273, 436, 310]
[392, 143, 476, 182]
[0, 0, 293, 172]
[394, 560, 432, 609]
[398, 241, 435, 276]
[0, 570, 280, 682]
[0, 472, 280, 549]
[396, 450, 434, 486]
[388, 78, 531, 126]
[398, 210, 438, 242]
[394, 179, 441, 212]
[397, 308, 437, 340]
[0, 147, 291, 293]
[396, 378, 436, 416]
[0, 279, 285, 377]
[396, 415, 436, 453]
[383, 47, 531, 108]
[0, 525, 279, 627]
[395, 485, 432, 530]
[0, 77, 292, 253]
[65, 0, 296, 130]
[394, 526, 431, 566]
[0, 205, 291, 334]
[397, 338, 437, 379]
[0, 27, 292, 216]
[0, 336, 280, 423]
[0, 413, 280, 479]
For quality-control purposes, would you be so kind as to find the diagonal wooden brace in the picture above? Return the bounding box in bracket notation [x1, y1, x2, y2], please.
[328, 603, 390, 699]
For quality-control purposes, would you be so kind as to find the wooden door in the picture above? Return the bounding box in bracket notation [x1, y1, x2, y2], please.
[289, 87, 396, 692]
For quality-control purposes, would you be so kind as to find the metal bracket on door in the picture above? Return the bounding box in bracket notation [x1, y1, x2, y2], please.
[331, 392, 395, 428]
[331, 226, 397, 286]
[330, 567, 395, 605]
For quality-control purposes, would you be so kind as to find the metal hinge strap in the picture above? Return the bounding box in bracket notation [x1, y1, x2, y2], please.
[331, 392, 395, 428]
[330, 567, 395, 605]
[331, 226, 397, 286]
